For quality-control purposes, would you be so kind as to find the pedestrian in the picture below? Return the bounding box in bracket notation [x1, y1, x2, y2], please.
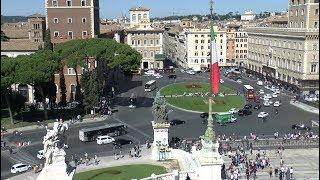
[289, 167, 293, 179]
[9, 148, 12, 154]
[94, 155, 98, 165]
[85, 152, 88, 159]
[269, 167, 273, 177]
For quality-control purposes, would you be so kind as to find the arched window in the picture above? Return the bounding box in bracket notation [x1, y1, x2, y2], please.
[138, 14, 142, 21]
[132, 14, 136, 21]
[143, 13, 147, 19]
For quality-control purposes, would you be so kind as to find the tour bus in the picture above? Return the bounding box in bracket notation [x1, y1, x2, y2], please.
[79, 123, 128, 142]
[243, 84, 255, 100]
[144, 80, 157, 92]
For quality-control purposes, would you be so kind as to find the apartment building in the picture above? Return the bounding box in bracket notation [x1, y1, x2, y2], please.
[163, 26, 229, 71]
[115, 7, 165, 70]
[234, 30, 248, 66]
[226, 27, 236, 63]
[45, 0, 100, 45]
[246, 0, 319, 96]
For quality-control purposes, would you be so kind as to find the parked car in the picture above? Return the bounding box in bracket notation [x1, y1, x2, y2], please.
[257, 81, 263, 86]
[236, 79, 242, 83]
[238, 109, 252, 116]
[144, 70, 155, 76]
[186, 70, 195, 75]
[169, 119, 185, 126]
[272, 92, 278, 98]
[258, 112, 269, 118]
[112, 138, 133, 149]
[244, 104, 252, 109]
[254, 104, 262, 110]
[200, 112, 209, 118]
[96, 135, 115, 145]
[263, 100, 271, 106]
[273, 101, 281, 107]
[154, 73, 163, 79]
[37, 150, 44, 159]
[168, 74, 177, 79]
[292, 124, 311, 131]
[11, 163, 31, 174]
[259, 89, 265, 95]
[220, 79, 224, 83]
[264, 94, 272, 99]
[228, 108, 239, 114]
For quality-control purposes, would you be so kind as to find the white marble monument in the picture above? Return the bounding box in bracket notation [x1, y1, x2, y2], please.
[37, 120, 75, 180]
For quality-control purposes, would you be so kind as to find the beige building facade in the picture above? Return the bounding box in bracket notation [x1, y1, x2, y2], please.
[234, 30, 248, 66]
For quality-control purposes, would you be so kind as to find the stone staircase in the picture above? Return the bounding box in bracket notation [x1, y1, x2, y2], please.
[222, 148, 319, 179]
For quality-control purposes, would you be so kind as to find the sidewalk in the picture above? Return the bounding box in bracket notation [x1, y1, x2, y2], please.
[5, 116, 107, 134]
[290, 100, 319, 114]
[7, 146, 177, 180]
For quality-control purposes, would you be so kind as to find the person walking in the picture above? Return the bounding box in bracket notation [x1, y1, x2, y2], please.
[289, 167, 293, 179]
[269, 167, 273, 178]
[94, 155, 98, 165]
[274, 167, 279, 177]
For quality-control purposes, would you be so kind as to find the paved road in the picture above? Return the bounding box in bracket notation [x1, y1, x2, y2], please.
[1, 70, 318, 179]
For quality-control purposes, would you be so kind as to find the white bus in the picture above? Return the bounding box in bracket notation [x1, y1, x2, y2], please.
[144, 80, 157, 92]
[79, 123, 128, 142]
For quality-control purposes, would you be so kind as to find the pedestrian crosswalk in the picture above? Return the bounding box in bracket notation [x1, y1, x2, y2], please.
[2, 148, 42, 166]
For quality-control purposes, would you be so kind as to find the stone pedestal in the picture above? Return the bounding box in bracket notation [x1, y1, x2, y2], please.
[197, 139, 224, 180]
[37, 161, 75, 180]
[151, 121, 170, 161]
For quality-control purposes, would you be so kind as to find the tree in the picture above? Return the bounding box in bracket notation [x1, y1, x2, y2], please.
[44, 29, 53, 51]
[1, 31, 9, 41]
[15, 50, 59, 120]
[1, 57, 17, 124]
[81, 69, 102, 113]
[59, 66, 67, 106]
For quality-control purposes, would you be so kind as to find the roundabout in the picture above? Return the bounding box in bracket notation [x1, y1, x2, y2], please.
[159, 82, 245, 113]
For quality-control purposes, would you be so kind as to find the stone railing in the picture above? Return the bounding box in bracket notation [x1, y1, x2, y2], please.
[141, 170, 197, 180]
[247, 27, 319, 33]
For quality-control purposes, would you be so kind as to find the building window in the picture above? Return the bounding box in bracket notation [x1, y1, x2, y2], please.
[201, 35, 204, 37]
[68, 18, 72, 24]
[131, 40, 135, 45]
[53, 18, 59, 23]
[144, 51, 148, 57]
[66, 0, 72, 6]
[156, 39, 159, 45]
[195, 52, 198, 56]
[68, 31, 73, 39]
[132, 14, 136, 21]
[201, 59, 204, 63]
[143, 13, 147, 19]
[220, 52, 222, 55]
[54, 31, 59, 37]
[150, 51, 154, 58]
[195, 40, 198, 43]
[301, 22, 304, 28]
[138, 14, 142, 21]
[195, 46, 198, 50]
[315, 22, 318, 28]
[67, 68, 75, 75]
[301, 9, 304, 16]
[311, 64, 317, 73]
[220, 39, 223, 43]
[150, 40, 153, 45]
[52, 0, 58, 6]
[82, 18, 86, 23]
[201, 46, 204, 50]
[137, 40, 140, 45]
[195, 35, 198, 37]
[316, 9, 319, 15]
[81, 0, 86, 6]
[201, 40, 205, 43]
[194, 59, 198, 63]
[144, 40, 147, 45]
[295, 10, 298, 16]
[82, 31, 87, 38]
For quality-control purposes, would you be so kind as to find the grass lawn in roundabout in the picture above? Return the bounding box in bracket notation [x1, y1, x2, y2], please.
[73, 164, 167, 180]
[160, 82, 245, 112]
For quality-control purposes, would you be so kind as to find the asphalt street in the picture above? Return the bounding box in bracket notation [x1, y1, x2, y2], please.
[1, 69, 318, 179]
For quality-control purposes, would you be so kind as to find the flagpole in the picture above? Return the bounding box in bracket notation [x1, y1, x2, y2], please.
[209, 0, 213, 95]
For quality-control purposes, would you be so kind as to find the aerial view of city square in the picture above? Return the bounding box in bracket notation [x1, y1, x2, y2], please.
[1, 0, 319, 179]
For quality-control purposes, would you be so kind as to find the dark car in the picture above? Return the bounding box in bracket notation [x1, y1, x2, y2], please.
[244, 104, 253, 109]
[238, 109, 252, 116]
[168, 74, 177, 79]
[254, 104, 261, 110]
[291, 124, 311, 131]
[169, 137, 182, 148]
[112, 138, 133, 149]
[170, 119, 185, 126]
[200, 112, 209, 118]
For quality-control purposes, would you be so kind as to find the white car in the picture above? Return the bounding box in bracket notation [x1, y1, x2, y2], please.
[220, 79, 224, 83]
[144, 70, 155, 76]
[236, 79, 242, 83]
[273, 101, 281, 107]
[229, 108, 239, 114]
[96, 135, 115, 145]
[268, 100, 274, 104]
[263, 101, 271, 107]
[264, 94, 272, 99]
[37, 150, 44, 159]
[11, 163, 31, 174]
[272, 93, 278, 98]
[154, 73, 163, 79]
[186, 70, 195, 75]
[229, 117, 237, 123]
[259, 89, 265, 95]
[257, 81, 263, 86]
[258, 112, 269, 118]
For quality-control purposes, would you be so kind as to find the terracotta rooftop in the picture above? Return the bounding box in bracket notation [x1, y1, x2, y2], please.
[1, 22, 29, 39]
[1, 39, 42, 51]
[129, 6, 150, 11]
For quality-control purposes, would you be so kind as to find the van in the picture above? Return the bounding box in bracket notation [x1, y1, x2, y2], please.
[96, 135, 115, 145]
